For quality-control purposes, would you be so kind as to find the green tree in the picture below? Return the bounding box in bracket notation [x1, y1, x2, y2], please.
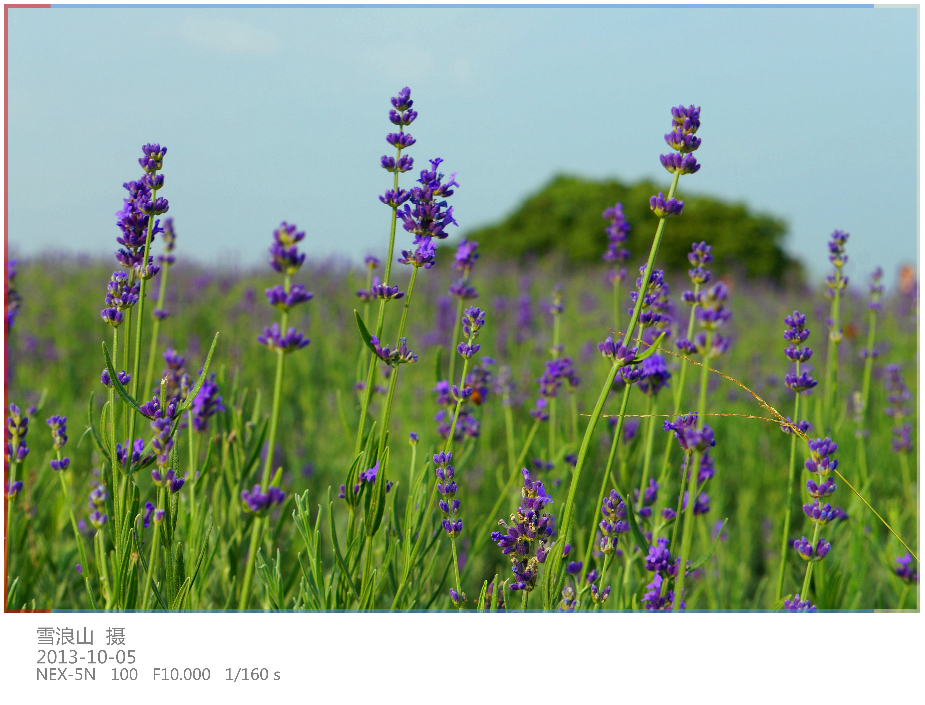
[465, 175, 801, 283]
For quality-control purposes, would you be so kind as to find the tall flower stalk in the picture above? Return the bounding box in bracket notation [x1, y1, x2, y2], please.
[653, 242, 712, 508]
[238, 222, 311, 609]
[142, 216, 178, 398]
[795, 438, 840, 606]
[775, 310, 817, 601]
[884, 364, 914, 499]
[354, 87, 420, 456]
[822, 230, 849, 430]
[854, 267, 883, 485]
[437, 305, 486, 608]
[603, 203, 631, 330]
[446, 239, 479, 388]
[547, 104, 701, 605]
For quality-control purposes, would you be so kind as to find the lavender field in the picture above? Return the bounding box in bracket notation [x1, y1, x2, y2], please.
[3, 97, 919, 612]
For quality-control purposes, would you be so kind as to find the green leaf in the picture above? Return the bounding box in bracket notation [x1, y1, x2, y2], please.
[180, 332, 221, 413]
[170, 577, 192, 611]
[132, 523, 168, 610]
[194, 437, 213, 487]
[102, 342, 144, 414]
[242, 418, 269, 481]
[689, 518, 728, 571]
[434, 346, 444, 384]
[489, 575, 501, 613]
[630, 331, 667, 364]
[354, 310, 378, 357]
[84, 392, 110, 463]
[477, 580, 488, 614]
[343, 453, 363, 509]
[326, 488, 361, 603]
[366, 447, 389, 538]
[188, 518, 213, 592]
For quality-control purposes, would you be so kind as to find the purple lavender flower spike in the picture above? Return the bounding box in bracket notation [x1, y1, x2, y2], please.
[598, 337, 638, 366]
[46, 415, 67, 450]
[191, 371, 224, 432]
[396, 158, 459, 241]
[4, 478, 23, 499]
[386, 132, 416, 149]
[456, 342, 480, 359]
[397, 239, 436, 269]
[664, 413, 715, 453]
[381, 154, 415, 173]
[664, 126, 702, 154]
[241, 484, 286, 515]
[6, 259, 22, 329]
[783, 594, 817, 613]
[370, 281, 404, 301]
[380, 188, 411, 209]
[660, 152, 700, 175]
[449, 279, 478, 300]
[453, 239, 480, 272]
[786, 371, 818, 393]
[265, 284, 313, 311]
[491, 469, 555, 593]
[258, 323, 310, 354]
[894, 553, 919, 584]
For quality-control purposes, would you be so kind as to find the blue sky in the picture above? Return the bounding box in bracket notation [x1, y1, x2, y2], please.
[5, 4, 919, 287]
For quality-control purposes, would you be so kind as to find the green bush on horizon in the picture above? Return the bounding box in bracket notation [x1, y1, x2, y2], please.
[464, 174, 801, 284]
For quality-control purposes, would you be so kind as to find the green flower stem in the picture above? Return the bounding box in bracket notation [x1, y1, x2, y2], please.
[444, 358, 473, 455]
[95, 530, 112, 609]
[860, 295, 880, 410]
[504, 403, 517, 476]
[898, 584, 909, 610]
[359, 534, 375, 609]
[57, 462, 94, 608]
[579, 382, 631, 586]
[450, 537, 463, 610]
[376, 266, 420, 455]
[353, 143, 405, 456]
[142, 262, 171, 401]
[668, 452, 692, 554]
[362, 267, 374, 340]
[551, 169, 682, 593]
[446, 271, 470, 391]
[620, 548, 635, 609]
[899, 452, 912, 501]
[238, 517, 266, 610]
[800, 521, 823, 600]
[569, 393, 579, 444]
[521, 588, 528, 612]
[592, 553, 614, 611]
[653, 285, 701, 512]
[549, 309, 561, 462]
[121, 296, 132, 437]
[238, 274, 290, 610]
[612, 272, 621, 335]
[637, 394, 657, 498]
[124, 192, 159, 484]
[673, 337, 712, 606]
[141, 486, 165, 610]
[823, 268, 844, 430]
[775, 374, 802, 602]
[187, 412, 199, 550]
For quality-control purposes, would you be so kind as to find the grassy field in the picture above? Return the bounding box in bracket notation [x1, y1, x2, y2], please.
[4, 244, 918, 611]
